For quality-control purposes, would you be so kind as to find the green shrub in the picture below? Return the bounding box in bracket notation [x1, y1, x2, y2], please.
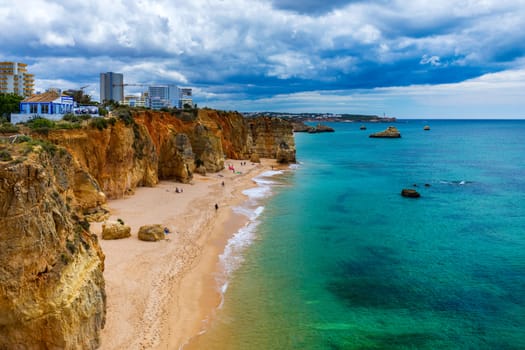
[27, 117, 56, 130]
[90, 117, 110, 130]
[0, 123, 19, 133]
[114, 107, 134, 126]
[25, 139, 58, 156]
[13, 135, 31, 143]
[63, 113, 91, 122]
[62, 113, 79, 122]
[0, 149, 12, 161]
[55, 121, 82, 130]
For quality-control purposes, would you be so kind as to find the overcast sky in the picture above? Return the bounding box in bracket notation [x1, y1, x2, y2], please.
[2, 0, 525, 118]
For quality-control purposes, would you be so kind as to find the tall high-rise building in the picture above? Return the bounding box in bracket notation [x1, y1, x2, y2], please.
[147, 84, 178, 109]
[99, 72, 124, 102]
[0, 62, 35, 97]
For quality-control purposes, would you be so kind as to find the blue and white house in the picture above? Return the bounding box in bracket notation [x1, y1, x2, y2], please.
[11, 90, 75, 123]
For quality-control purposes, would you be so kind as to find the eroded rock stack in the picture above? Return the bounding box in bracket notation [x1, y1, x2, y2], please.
[369, 126, 401, 138]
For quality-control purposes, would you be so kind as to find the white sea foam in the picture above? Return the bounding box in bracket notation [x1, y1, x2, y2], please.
[217, 218, 261, 306]
[216, 169, 286, 307]
[258, 170, 284, 177]
[242, 186, 271, 199]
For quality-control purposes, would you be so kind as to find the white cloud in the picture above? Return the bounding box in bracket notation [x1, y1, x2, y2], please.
[2, 0, 524, 117]
[267, 52, 314, 79]
[420, 55, 442, 66]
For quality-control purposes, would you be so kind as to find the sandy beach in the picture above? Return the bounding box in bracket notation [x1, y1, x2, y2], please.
[92, 159, 278, 350]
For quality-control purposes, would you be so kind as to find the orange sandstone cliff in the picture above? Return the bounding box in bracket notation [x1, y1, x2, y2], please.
[0, 141, 106, 350]
[42, 109, 296, 199]
[0, 109, 294, 348]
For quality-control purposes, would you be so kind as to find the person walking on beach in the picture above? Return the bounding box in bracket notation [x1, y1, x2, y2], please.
[215, 203, 219, 211]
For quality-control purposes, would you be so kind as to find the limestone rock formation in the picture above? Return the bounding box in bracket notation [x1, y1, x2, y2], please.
[138, 224, 165, 242]
[158, 132, 194, 183]
[43, 118, 158, 199]
[401, 189, 421, 198]
[292, 121, 334, 133]
[190, 122, 225, 172]
[308, 124, 335, 133]
[35, 108, 296, 199]
[248, 117, 296, 163]
[0, 108, 297, 347]
[102, 221, 131, 240]
[0, 141, 106, 349]
[369, 126, 401, 138]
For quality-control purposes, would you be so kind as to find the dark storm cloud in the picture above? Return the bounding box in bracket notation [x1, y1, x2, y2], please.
[271, 0, 361, 14]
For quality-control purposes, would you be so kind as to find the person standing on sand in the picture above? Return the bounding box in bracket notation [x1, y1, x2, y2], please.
[215, 203, 219, 210]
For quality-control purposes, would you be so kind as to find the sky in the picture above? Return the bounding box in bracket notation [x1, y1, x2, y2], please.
[1, 0, 525, 118]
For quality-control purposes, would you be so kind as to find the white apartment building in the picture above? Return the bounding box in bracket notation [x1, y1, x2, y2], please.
[0, 62, 35, 97]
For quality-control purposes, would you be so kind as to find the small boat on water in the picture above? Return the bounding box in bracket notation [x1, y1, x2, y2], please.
[360, 125, 367, 130]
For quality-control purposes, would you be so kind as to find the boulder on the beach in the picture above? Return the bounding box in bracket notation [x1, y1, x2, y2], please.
[401, 189, 421, 198]
[102, 221, 131, 240]
[369, 126, 401, 138]
[250, 153, 261, 163]
[138, 224, 165, 242]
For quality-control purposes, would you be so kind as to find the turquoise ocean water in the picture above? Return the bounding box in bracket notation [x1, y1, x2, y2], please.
[188, 120, 525, 350]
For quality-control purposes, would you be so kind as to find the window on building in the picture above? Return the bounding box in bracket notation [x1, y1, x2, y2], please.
[30, 104, 37, 113]
[41, 104, 49, 114]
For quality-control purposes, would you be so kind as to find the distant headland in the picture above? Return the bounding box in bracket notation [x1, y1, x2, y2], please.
[243, 111, 396, 123]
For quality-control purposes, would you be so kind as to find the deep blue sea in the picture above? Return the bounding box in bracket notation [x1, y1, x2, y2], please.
[188, 120, 525, 350]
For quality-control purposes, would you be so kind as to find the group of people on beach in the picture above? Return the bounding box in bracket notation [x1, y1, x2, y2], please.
[175, 187, 184, 193]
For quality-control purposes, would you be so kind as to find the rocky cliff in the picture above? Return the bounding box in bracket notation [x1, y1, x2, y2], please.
[40, 109, 296, 199]
[0, 140, 106, 350]
[0, 108, 294, 348]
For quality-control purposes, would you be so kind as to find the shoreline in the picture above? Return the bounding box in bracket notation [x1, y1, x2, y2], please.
[93, 159, 279, 349]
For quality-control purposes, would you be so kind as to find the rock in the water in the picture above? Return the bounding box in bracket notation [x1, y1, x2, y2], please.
[294, 122, 335, 133]
[311, 124, 335, 133]
[360, 125, 367, 130]
[424, 125, 430, 130]
[102, 221, 131, 240]
[138, 224, 165, 241]
[401, 189, 421, 198]
[369, 126, 401, 138]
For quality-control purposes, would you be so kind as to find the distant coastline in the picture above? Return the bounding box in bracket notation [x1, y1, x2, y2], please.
[243, 111, 396, 123]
